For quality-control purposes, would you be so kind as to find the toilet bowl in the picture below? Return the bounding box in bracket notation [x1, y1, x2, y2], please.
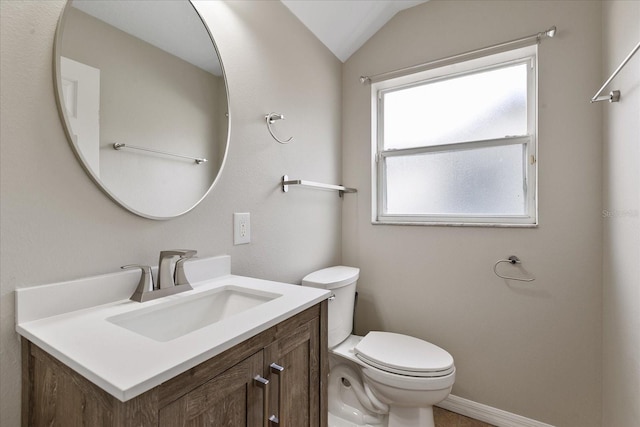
[302, 266, 455, 427]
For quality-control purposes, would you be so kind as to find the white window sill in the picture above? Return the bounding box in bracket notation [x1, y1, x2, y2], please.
[372, 220, 538, 228]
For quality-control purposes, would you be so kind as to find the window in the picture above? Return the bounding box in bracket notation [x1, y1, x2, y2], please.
[372, 45, 537, 226]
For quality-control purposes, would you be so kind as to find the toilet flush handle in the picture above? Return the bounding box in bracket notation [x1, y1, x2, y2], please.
[328, 293, 336, 301]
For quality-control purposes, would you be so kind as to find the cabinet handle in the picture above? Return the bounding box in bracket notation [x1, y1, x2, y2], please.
[269, 363, 285, 426]
[254, 375, 270, 427]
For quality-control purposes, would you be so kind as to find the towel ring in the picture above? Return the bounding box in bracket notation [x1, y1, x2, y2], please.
[265, 112, 293, 144]
[493, 255, 535, 282]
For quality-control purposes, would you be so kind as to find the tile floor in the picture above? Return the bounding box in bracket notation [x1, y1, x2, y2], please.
[434, 407, 496, 427]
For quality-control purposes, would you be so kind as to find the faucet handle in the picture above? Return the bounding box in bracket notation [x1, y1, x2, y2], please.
[174, 251, 197, 287]
[159, 249, 197, 259]
[121, 264, 155, 302]
[158, 250, 197, 289]
[180, 249, 197, 259]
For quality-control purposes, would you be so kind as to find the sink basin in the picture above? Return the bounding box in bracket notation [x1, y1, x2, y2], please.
[107, 285, 281, 342]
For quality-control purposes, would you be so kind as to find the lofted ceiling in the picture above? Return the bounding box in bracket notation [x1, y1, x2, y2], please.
[70, 0, 428, 73]
[280, 0, 428, 62]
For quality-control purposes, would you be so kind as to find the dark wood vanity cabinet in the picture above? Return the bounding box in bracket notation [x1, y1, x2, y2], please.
[22, 302, 328, 427]
[158, 352, 264, 426]
[264, 314, 321, 426]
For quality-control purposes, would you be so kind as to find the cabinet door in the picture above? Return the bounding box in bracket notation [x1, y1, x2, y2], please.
[264, 317, 320, 427]
[159, 352, 264, 427]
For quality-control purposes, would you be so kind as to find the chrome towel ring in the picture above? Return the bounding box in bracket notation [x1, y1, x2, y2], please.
[493, 255, 535, 282]
[265, 112, 293, 144]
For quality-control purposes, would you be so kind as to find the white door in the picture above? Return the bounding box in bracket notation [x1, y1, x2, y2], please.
[60, 57, 101, 176]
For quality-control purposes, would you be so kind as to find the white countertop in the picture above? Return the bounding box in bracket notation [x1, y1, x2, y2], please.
[15, 256, 330, 401]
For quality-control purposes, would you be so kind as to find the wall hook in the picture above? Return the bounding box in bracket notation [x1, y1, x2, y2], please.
[265, 112, 293, 144]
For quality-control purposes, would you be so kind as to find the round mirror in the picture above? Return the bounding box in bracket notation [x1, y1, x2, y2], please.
[54, 0, 229, 219]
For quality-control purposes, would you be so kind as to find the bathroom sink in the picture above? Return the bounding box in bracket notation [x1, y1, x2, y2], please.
[107, 285, 281, 342]
[16, 255, 331, 401]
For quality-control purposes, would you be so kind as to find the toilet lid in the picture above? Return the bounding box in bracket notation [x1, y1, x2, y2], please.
[355, 331, 454, 377]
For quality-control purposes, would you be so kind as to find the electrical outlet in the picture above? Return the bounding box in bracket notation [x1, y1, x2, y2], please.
[233, 213, 250, 245]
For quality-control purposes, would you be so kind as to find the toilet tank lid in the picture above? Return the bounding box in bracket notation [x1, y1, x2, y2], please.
[302, 266, 359, 290]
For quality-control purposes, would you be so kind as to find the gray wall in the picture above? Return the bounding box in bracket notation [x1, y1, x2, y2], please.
[3, 1, 638, 426]
[341, 1, 603, 426]
[0, 1, 342, 425]
[602, 1, 640, 426]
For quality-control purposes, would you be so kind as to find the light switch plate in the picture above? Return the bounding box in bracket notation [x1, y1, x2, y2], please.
[233, 213, 250, 245]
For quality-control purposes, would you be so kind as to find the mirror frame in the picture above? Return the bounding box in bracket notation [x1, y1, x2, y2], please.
[53, 0, 230, 220]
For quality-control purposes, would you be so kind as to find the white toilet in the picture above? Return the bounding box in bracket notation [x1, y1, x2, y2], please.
[302, 266, 455, 427]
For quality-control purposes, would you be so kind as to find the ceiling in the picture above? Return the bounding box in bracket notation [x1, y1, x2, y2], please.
[70, 0, 428, 74]
[281, 0, 428, 62]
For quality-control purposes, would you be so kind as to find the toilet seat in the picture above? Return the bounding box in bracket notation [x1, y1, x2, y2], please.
[355, 331, 455, 378]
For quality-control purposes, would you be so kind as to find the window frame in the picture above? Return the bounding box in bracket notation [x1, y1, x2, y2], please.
[371, 45, 538, 227]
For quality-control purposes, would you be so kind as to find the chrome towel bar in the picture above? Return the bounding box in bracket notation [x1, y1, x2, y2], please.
[591, 41, 640, 103]
[113, 143, 207, 164]
[281, 175, 357, 197]
[493, 255, 535, 282]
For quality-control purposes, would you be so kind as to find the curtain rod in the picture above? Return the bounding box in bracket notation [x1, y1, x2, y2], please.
[590, 41, 640, 103]
[359, 26, 557, 84]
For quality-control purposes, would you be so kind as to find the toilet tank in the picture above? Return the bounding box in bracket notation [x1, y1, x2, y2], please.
[302, 266, 359, 348]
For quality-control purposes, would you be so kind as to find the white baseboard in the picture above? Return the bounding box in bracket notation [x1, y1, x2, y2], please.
[437, 395, 555, 427]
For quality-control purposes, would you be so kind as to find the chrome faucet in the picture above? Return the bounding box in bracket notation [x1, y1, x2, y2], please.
[158, 249, 197, 289]
[122, 249, 197, 302]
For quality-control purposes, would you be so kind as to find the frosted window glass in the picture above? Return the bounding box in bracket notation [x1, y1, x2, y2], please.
[383, 63, 527, 149]
[385, 144, 526, 216]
